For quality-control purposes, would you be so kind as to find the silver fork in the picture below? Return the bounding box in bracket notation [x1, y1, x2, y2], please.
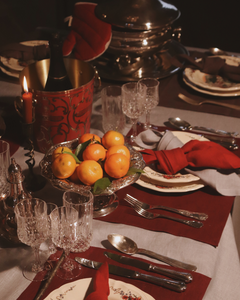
[129, 204, 203, 228]
[124, 194, 208, 221]
[178, 93, 240, 111]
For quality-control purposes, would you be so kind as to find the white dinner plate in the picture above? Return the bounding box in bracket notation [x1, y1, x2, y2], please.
[183, 77, 240, 97]
[136, 131, 207, 193]
[0, 40, 48, 78]
[44, 278, 155, 300]
[184, 55, 240, 92]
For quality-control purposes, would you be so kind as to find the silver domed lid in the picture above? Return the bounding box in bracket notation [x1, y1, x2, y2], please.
[95, 0, 180, 30]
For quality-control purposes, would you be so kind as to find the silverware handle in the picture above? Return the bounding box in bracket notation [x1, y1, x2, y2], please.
[192, 125, 236, 136]
[150, 265, 193, 283]
[156, 214, 203, 228]
[138, 248, 197, 271]
[202, 100, 240, 111]
[135, 272, 187, 292]
[153, 205, 208, 221]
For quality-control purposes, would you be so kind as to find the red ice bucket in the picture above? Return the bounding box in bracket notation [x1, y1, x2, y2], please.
[19, 58, 96, 153]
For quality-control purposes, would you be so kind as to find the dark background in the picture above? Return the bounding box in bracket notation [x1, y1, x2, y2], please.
[0, 0, 239, 53]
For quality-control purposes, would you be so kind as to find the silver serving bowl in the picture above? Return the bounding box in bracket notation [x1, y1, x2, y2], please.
[39, 138, 145, 196]
[95, 0, 180, 30]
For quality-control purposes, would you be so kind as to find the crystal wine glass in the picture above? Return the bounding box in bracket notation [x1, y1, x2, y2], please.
[14, 198, 50, 281]
[50, 206, 81, 280]
[46, 202, 59, 261]
[0, 140, 10, 201]
[139, 78, 160, 129]
[122, 81, 146, 143]
[63, 190, 93, 253]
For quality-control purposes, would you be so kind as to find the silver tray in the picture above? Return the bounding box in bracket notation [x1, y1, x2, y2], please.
[39, 138, 145, 195]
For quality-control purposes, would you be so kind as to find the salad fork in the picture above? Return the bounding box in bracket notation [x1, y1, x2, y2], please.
[124, 194, 208, 221]
[130, 205, 203, 228]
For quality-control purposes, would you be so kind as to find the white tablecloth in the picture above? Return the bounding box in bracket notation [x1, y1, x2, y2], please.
[1, 81, 240, 300]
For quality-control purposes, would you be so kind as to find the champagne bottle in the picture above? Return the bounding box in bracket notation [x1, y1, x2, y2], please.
[44, 33, 73, 91]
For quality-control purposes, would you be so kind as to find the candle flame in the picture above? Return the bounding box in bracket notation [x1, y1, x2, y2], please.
[23, 76, 28, 93]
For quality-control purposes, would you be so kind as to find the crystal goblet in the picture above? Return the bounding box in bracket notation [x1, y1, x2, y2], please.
[50, 206, 81, 280]
[14, 198, 50, 281]
[0, 140, 10, 201]
[139, 78, 160, 129]
[122, 81, 146, 143]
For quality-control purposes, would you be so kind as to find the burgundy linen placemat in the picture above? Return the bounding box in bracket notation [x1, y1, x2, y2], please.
[95, 125, 238, 247]
[17, 247, 211, 300]
[99, 185, 234, 247]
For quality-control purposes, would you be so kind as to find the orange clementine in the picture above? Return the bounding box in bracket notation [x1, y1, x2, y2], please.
[79, 133, 101, 144]
[102, 130, 125, 149]
[52, 153, 76, 179]
[106, 145, 130, 160]
[104, 153, 130, 178]
[77, 160, 103, 186]
[52, 146, 72, 161]
[69, 164, 81, 183]
[82, 143, 106, 162]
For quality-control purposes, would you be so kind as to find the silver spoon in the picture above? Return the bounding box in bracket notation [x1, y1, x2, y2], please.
[168, 117, 239, 138]
[107, 233, 197, 271]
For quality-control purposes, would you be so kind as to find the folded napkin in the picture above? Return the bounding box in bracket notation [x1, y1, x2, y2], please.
[63, 3, 112, 61]
[171, 53, 240, 82]
[86, 262, 109, 300]
[136, 129, 240, 196]
[0, 43, 49, 61]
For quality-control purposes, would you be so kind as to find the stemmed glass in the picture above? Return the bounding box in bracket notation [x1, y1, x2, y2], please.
[139, 78, 160, 129]
[14, 198, 50, 281]
[63, 190, 93, 253]
[50, 206, 81, 280]
[122, 81, 146, 143]
[0, 140, 10, 201]
[46, 202, 59, 261]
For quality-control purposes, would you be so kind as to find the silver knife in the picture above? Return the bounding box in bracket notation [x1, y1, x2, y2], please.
[75, 257, 186, 293]
[104, 252, 193, 283]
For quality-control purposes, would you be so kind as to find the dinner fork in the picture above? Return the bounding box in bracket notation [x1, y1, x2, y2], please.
[130, 205, 203, 228]
[124, 194, 208, 221]
[178, 93, 240, 111]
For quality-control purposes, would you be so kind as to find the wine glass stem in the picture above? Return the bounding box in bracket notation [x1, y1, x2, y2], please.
[32, 246, 42, 272]
[144, 110, 151, 129]
[130, 119, 138, 142]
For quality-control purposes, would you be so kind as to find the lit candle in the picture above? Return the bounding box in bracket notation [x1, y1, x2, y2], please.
[22, 76, 33, 124]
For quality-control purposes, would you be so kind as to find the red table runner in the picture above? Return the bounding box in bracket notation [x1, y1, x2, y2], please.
[17, 247, 211, 300]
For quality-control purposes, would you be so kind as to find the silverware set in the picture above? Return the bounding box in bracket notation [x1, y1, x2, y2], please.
[124, 194, 208, 228]
[75, 232, 198, 293]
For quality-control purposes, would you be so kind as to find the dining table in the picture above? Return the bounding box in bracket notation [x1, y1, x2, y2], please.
[0, 45, 240, 300]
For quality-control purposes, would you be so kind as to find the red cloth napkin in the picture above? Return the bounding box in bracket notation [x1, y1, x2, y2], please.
[141, 140, 240, 174]
[63, 3, 112, 61]
[172, 53, 240, 82]
[86, 262, 109, 300]
[17, 247, 211, 300]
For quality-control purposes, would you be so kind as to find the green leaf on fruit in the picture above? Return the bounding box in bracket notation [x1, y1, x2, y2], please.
[126, 167, 144, 176]
[93, 177, 111, 194]
[63, 151, 81, 164]
[75, 140, 91, 160]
